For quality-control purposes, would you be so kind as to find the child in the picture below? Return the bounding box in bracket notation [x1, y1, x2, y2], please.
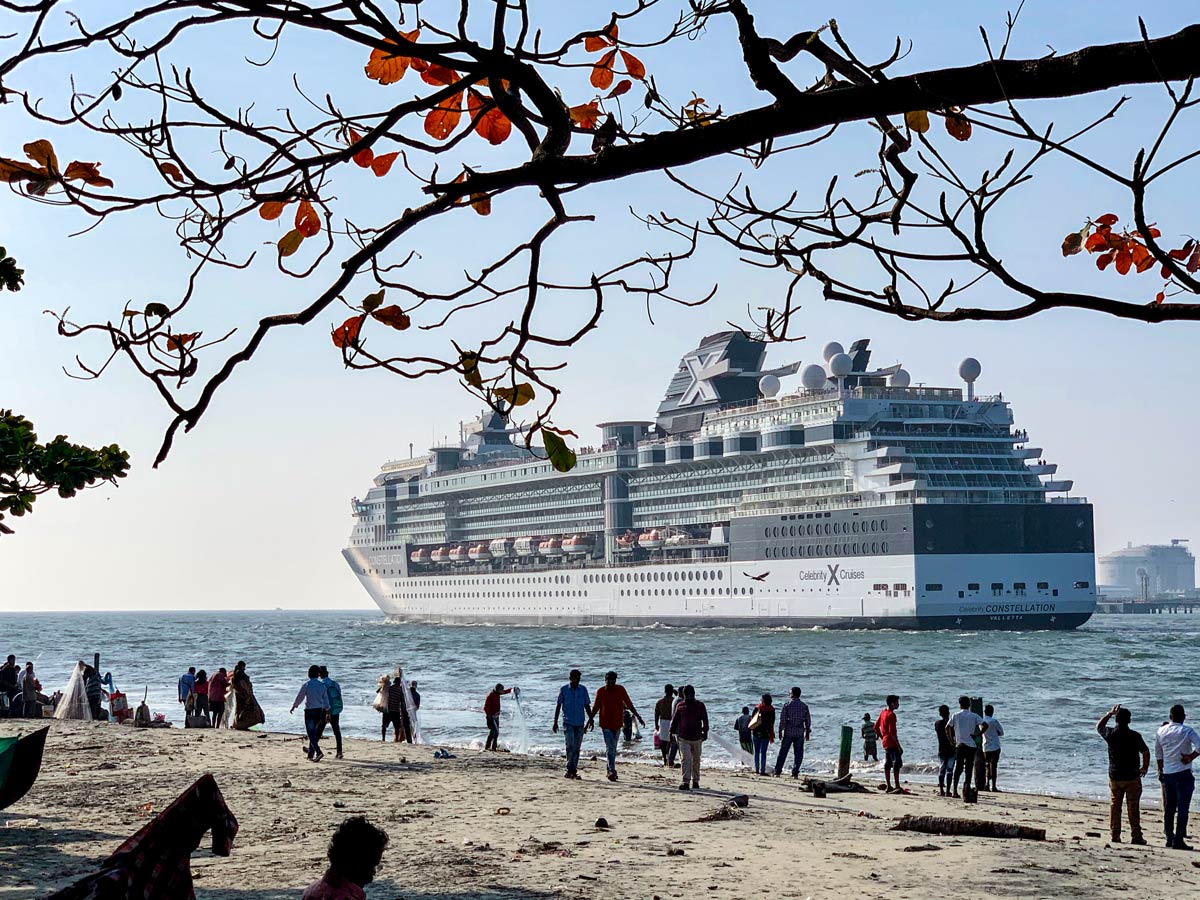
[861, 712, 878, 762]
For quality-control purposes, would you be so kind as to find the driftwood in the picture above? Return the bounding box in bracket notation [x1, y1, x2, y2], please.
[801, 774, 870, 794]
[892, 814, 1045, 841]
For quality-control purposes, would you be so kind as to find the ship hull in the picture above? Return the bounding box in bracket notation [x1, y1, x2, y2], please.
[345, 548, 1095, 631]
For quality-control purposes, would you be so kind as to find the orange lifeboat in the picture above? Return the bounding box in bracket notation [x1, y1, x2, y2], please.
[448, 545, 470, 564]
[614, 531, 637, 553]
[537, 537, 563, 557]
[431, 547, 451, 565]
[563, 534, 593, 556]
[410, 548, 431, 565]
[638, 529, 664, 551]
[468, 543, 492, 562]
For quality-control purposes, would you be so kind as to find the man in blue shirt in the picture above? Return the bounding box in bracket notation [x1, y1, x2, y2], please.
[290, 664, 330, 762]
[178, 667, 196, 714]
[552, 669, 592, 779]
[319, 665, 345, 760]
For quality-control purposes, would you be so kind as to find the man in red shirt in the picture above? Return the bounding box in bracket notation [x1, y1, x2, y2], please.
[483, 683, 513, 751]
[876, 694, 903, 794]
[588, 671, 645, 781]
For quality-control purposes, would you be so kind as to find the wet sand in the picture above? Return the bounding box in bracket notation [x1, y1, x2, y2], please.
[2, 720, 1198, 899]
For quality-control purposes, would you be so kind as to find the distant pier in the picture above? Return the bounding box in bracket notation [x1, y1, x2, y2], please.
[1096, 599, 1199, 615]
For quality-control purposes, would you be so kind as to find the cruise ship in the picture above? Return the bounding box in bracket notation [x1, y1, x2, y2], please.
[344, 332, 1096, 629]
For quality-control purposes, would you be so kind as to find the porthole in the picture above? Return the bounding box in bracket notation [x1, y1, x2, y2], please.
[881, 519, 889, 532]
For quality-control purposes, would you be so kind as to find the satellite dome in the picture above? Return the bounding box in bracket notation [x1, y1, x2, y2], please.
[889, 368, 911, 388]
[828, 352, 853, 377]
[758, 374, 781, 398]
[821, 341, 845, 362]
[801, 363, 828, 390]
[958, 357, 982, 383]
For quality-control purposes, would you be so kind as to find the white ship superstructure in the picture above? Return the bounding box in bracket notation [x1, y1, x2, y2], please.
[345, 334, 1095, 629]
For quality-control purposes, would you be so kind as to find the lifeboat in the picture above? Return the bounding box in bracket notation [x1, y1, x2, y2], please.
[638, 528, 664, 551]
[489, 537, 514, 559]
[469, 543, 492, 562]
[665, 531, 692, 548]
[563, 534, 593, 556]
[514, 536, 536, 558]
[431, 547, 451, 565]
[614, 531, 637, 553]
[537, 537, 563, 557]
[409, 548, 431, 565]
[448, 545, 470, 564]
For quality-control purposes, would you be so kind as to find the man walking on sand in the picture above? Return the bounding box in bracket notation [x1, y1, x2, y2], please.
[671, 685, 709, 790]
[1096, 704, 1150, 844]
[981, 704, 1005, 792]
[949, 695, 987, 799]
[588, 671, 644, 781]
[774, 686, 811, 778]
[654, 684, 676, 766]
[484, 683, 513, 751]
[553, 670, 592, 779]
[1155, 703, 1200, 850]
[877, 695, 903, 793]
[290, 664, 330, 762]
[319, 666, 345, 760]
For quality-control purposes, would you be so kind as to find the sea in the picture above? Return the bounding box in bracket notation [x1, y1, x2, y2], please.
[4, 610, 1197, 799]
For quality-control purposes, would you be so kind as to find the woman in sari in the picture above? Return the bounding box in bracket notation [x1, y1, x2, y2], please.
[230, 660, 265, 730]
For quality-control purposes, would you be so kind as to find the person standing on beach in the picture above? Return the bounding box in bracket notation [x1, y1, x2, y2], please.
[935, 705, 956, 796]
[409, 681, 421, 713]
[862, 713, 879, 763]
[1155, 703, 1200, 850]
[949, 695, 987, 799]
[484, 683, 513, 751]
[654, 684, 676, 766]
[981, 704, 1005, 792]
[83, 665, 104, 720]
[670, 685, 709, 790]
[302, 816, 390, 900]
[192, 670, 210, 721]
[774, 687, 811, 779]
[1096, 704, 1150, 845]
[0, 655, 18, 712]
[291, 664, 331, 762]
[231, 661, 265, 731]
[320, 666, 344, 760]
[552, 669, 592, 780]
[735, 707, 753, 754]
[208, 667, 228, 728]
[386, 673, 411, 743]
[588, 671, 645, 782]
[19, 662, 38, 717]
[877, 695, 902, 793]
[751, 693, 776, 776]
[178, 666, 196, 713]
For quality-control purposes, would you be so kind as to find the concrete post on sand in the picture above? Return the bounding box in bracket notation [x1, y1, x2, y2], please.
[837, 724, 853, 780]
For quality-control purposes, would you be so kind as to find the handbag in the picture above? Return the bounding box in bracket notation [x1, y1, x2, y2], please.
[372, 688, 387, 713]
[747, 711, 762, 732]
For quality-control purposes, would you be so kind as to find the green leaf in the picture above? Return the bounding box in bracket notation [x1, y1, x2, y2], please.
[362, 289, 385, 313]
[904, 110, 930, 134]
[542, 428, 577, 473]
[278, 229, 304, 258]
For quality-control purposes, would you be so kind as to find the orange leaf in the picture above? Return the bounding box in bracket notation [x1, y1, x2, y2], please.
[364, 29, 420, 85]
[619, 50, 645, 80]
[1083, 231, 1108, 253]
[1130, 243, 1155, 273]
[569, 101, 601, 130]
[1095, 213, 1119, 227]
[421, 64, 459, 87]
[1096, 252, 1114, 271]
[371, 152, 399, 177]
[1114, 247, 1132, 275]
[371, 304, 411, 330]
[278, 229, 304, 257]
[353, 145, 375, 168]
[166, 332, 200, 352]
[332, 314, 365, 349]
[0, 156, 48, 184]
[159, 162, 185, 183]
[607, 79, 633, 99]
[591, 49, 616, 90]
[259, 200, 287, 221]
[474, 103, 512, 145]
[425, 90, 463, 140]
[295, 200, 321, 238]
[23, 139, 58, 173]
[944, 109, 972, 142]
[584, 22, 617, 52]
[64, 161, 114, 188]
[1154, 291, 1165, 304]
[470, 193, 491, 216]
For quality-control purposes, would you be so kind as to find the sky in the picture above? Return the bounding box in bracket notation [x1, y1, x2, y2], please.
[2, 1, 1198, 611]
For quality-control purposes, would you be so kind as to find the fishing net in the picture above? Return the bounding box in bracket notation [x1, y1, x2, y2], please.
[708, 730, 754, 768]
[507, 687, 531, 755]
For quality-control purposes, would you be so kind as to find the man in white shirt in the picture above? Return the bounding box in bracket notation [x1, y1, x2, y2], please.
[949, 695, 988, 799]
[290, 664, 331, 763]
[1155, 704, 1200, 850]
[982, 704, 1005, 792]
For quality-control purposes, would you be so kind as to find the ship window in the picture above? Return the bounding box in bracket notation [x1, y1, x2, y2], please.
[991, 582, 1003, 590]
[925, 584, 943, 591]
[718, 571, 723, 580]
[853, 543, 859, 554]
[881, 520, 889, 531]
[764, 528, 769, 539]
[881, 542, 888, 553]
[824, 523, 831, 535]
[871, 520, 878, 532]
[871, 542, 878, 553]
[893, 583, 907, 592]
[1073, 580, 1090, 589]
[852, 521, 859, 533]
[1014, 582, 1027, 590]
[1037, 581, 1048, 590]
[1052, 589, 1059, 596]
[968, 583, 980, 591]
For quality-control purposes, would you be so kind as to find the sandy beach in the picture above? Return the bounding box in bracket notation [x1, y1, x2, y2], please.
[2, 720, 1198, 899]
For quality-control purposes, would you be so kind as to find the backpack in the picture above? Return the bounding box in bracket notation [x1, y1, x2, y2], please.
[134, 699, 152, 727]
